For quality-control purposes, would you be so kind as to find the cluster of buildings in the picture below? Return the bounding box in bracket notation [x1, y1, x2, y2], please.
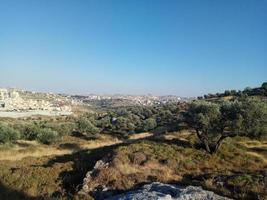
[72, 94, 185, 106]
[0, 88, 72, 112]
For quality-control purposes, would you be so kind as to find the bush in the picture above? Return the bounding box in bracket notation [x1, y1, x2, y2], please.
[112, 116, 136, 136]
[55, 122, 76, 136]
[0, 123, 20, 144]
[142, 118, 157, 131]
[21, 124, 40, 140]
[37, 128, 60, 145]
[45, 122, 75, 136]
[77, 117, 100, 137]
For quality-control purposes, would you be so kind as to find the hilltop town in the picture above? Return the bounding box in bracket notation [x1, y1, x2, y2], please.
[0, 88, 73, 117]
[72, 93, 189, 107]
[0, 87, 188, 117]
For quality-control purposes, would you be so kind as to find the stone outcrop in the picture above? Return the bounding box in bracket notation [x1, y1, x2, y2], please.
[79, 158, 232, 200]
[79, 158, 111, 196]
[105, 182, 232, 200]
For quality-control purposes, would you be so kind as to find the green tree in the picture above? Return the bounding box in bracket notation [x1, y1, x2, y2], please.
[22, 124, 40, 140]
[240, 99, 267, 138]
[77, 117, 100, 137]
[112, 116, 136, 136]
[56, 122, 76, 136]
[186, 99, 267, 153]
[142, 118, 157, 131]
[37, 128, 60, 144]
[224, 90, 231, 96]
[261, 82, 267, 90]
[185, 101, 221, 153]
[0, 123, 20, 143]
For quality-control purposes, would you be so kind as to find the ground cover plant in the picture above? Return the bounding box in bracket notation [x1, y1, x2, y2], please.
[0, 84, 266, 199]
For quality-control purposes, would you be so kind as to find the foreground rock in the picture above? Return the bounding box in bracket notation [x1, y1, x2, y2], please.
[79, 157, 233, 200]
[105, 182, 231, 200]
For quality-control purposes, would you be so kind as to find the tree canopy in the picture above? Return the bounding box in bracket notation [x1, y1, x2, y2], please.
[185, 99, 267, 153]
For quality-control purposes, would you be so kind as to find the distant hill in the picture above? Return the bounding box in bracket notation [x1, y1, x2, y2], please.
[198, 82, 267, 100]
[71, 94, 192, 108]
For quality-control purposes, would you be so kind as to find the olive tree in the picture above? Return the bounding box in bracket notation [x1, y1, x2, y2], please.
[185, 99, 267, 153]
[239, 98, 267, 138]
[185, 101, 221, 153]
[261, 82, 267, 90]
[142, 118, 157, 131]
[77, 117, 100, 137]
[0, 123, 20, 143]
[111, 116, 136, 136]
[37, 128, 60, 145]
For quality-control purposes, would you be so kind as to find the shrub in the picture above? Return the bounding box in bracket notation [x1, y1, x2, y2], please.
[111, 116, 136, 136]
[55, 122, 76, 136]
[0, 123, 20, 144]
[21, 124, 40, 140]
[66, 122, 77, 134]
[37, 128, 60, 145]
[76, 117, 100, 137]
[142, 118, 157, 131]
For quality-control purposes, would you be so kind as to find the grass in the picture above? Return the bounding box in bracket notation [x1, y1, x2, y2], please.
[0, 135, 120, 161]
[0, 145, 116, 199]
[0, 131, 266, 199]
[83, 132, 267, 199]
[0, 132, 133, 199]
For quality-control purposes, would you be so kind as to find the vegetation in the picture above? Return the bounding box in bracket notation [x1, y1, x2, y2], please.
[0, 119, 75, 145]
[199, 82, 267, 99]
[185, 98, 267, 153]
[83, 133, 267, 200]
[0, 131, 265, 200]
[0, 123, 20, 143]
[77, 117, 100, 138]
[0, 85, 266, 152]
[21, 123, 40, 140]
[262, 82, 267, 90]
[0, 83, 266, 199]
[36, 128, 60, 145]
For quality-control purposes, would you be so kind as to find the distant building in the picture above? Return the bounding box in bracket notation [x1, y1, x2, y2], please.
[0, 101, 5, 108]
[0, 88, 72, 113]
[0, 89, 9, 100]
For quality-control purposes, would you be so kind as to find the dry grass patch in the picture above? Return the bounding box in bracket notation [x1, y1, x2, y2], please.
[84, 136, 267, 199]
[0, 132, 153, 199]
[0, 135, 121, 161]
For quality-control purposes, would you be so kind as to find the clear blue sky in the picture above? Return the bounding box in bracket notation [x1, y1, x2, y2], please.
[0, 0, 266, 96]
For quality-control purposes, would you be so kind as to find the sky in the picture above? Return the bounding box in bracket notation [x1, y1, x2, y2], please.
[0, 0, 266, 97]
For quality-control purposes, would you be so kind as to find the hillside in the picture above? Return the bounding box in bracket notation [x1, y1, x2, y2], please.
[79, 132, 267, 199]
[0, 84, 266, 200]
[198, 82, 267, 100]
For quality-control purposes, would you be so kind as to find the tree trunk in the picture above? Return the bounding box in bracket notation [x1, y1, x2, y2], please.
[196, 129, 201, 140]
[203, 139, 211, 153]
[196, 129, 211, 153]
[214, 135, 227, 153]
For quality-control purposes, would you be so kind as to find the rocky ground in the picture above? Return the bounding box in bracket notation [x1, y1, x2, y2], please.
[105, 182, 232, 200]
[78, 132, 267, 200]
[0, 132, 266, 199]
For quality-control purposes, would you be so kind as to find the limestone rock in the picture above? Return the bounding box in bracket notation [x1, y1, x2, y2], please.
[105, 182, 231, 200]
